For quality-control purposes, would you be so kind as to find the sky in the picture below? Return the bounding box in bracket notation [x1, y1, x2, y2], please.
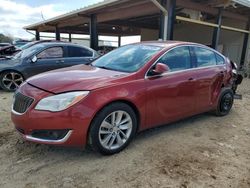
[0, 0, 103, 39]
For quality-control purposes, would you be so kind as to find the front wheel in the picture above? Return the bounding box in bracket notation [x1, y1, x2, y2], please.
[214, 88, 234, 116]
[88, 102, 137, 155]
[0, 71, 24, 92]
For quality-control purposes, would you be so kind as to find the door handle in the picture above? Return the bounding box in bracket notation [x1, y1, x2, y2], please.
[188, 78, 195, 81]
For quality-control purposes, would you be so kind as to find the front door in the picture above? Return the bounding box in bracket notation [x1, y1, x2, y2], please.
[27, 46, 65, 77]
[145, 46, 196, 129]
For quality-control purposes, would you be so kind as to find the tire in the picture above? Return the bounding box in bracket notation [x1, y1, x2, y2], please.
[88, 102, 137, 155]
[214, 88, 234, 116]
[0, 71, 24, 92]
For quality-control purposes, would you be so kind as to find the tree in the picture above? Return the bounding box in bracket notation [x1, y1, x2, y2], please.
[0, 33, 13, 43]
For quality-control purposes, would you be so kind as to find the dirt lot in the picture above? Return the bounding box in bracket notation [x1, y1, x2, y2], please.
[0, 80, 250, 188]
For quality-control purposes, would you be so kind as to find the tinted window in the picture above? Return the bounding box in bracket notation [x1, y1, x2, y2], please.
[215, 53, 225, 65]
[68, 46, 93, 57]
[158, 46, 191, 72]
[193, 47, 216, 67]
[37, 47, 63, 59]
[92, 44, 163, 73]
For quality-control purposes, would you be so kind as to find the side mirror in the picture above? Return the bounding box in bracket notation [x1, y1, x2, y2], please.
[31, 55, 37, 63]
[152, 63, 169, 75]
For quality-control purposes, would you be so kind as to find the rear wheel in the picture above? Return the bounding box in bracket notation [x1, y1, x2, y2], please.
[89, 102, 137, 155]
[214, 88, 234, 116]
[0, 71, 24, 92]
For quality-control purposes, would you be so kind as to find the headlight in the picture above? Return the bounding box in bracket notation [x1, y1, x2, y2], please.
[35, 91, 89, 112]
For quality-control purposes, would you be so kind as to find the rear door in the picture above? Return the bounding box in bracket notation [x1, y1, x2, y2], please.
[191, 46, 226, 112]
[63, 46, 95, 66]
[145, 46, 197, 128]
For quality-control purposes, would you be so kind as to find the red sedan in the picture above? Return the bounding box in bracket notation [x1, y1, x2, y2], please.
[11, 41, 235, 155]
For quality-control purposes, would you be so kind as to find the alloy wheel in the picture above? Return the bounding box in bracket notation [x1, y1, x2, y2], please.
[2, 72, 23, 91]
[98, 110, 133, 150]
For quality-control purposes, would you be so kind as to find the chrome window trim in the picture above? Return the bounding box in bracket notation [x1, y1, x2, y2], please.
[145, 64, 226, 79]
[35, 45, 96, 59]
[145, 44, 226, 79]
[11, 93, 35, 116]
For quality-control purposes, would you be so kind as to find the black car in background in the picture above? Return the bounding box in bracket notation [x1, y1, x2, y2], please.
[0, 42, 98, 91]
[13, 40, 30, 48]
[0, 43, 11, 48]
[0, 45, 19, 58]
[0, 40, 63, 58]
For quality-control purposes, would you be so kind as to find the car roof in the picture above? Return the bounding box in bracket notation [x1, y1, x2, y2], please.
[139, 41, 226, 58]
[138, 40, 204, 48]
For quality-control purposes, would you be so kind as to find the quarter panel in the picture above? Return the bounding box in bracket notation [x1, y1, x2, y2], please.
[194, 66, 226, 111]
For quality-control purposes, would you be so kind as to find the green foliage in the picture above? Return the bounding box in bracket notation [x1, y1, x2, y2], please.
[0, 33, 13, 43]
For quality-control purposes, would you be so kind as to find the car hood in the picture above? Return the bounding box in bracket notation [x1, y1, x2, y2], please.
[27, 65, 132, 94]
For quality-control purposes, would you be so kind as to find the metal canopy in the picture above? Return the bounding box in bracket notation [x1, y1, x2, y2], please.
[24, 0, 250, 36]
[233, 0, 250, 8]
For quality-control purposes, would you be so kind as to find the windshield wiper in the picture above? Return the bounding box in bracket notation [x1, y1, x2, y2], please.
[93, 65, 113, 70]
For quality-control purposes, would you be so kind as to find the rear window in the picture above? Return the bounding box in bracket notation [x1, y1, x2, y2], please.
[215, 53, 225, 65]
[68, 46, 93, 57]
[193, 47, 217, 67]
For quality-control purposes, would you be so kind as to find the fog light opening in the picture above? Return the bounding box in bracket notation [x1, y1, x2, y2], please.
[31, 129, 71, 141]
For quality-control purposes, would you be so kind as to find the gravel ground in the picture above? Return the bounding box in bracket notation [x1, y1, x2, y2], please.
[0, 80, 250, 188]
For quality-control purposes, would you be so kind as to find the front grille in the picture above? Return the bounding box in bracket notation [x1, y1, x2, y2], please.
[13, 92, 34, 114]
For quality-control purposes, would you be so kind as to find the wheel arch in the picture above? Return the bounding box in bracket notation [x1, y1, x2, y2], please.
[0, 69, 25, 79]
[86, 99, 141, 145]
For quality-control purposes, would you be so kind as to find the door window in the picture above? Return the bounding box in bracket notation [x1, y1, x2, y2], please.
[157, 46, 192, 72]
[68, 46, 93, 57]
[37, 47, 63, 59]
[193, 47, 217, 67]
[215, 53, 225, 65]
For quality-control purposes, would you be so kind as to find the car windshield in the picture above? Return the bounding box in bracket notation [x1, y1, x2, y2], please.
[92, 44, 163, 73]
[12, 43, 45, 59]
[19, 42, 35, 50]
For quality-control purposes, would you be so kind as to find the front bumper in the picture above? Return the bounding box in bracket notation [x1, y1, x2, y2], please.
[11, 83, 94, 147]
[17, 129, 73, 145]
